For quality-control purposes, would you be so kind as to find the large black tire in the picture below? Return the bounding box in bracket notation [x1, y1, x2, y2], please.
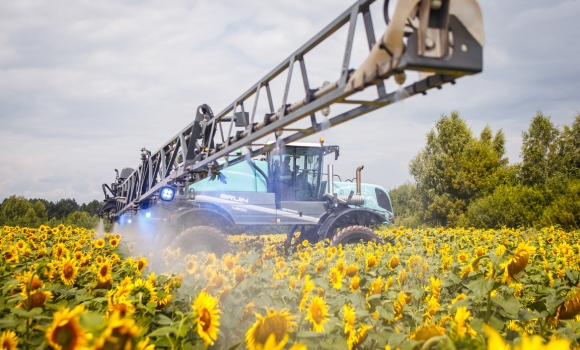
[329, 225, 384, 246]
[172, 226, 233, 257]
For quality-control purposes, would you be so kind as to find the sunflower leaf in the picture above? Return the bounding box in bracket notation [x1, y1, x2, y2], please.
[152, 314, 173, 325]
[9, 307, 42, 318]
[467, 278, 494, 299]
[148, 325, 178, 338]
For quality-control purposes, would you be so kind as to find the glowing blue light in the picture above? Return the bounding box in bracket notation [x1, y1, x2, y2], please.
[128, 219, 132, 224]
[145, 212, 151, 218]
[160, 186, 175, 201]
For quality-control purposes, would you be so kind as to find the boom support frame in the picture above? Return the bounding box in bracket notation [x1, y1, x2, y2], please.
[102, 0, 483, 218]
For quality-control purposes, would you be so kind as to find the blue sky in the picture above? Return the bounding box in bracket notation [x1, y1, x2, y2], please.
[0, 0, 578, 205]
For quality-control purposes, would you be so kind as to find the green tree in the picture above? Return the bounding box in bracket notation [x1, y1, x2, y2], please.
[65, 211, 99, 230]
[80, 200, 101, 216]
[409, 111, 508, 226]
[53, 198, 80, 220]
[0, 195, 33, 226]
[21, 207, 40, 227]
[460, 184, 545, 228]
[520, 111, 562, 186]
[388, 182, 422, 228]
[32, 200, 48, 223]
[559, 113, 580, 179]
[540, 179, 580, 229]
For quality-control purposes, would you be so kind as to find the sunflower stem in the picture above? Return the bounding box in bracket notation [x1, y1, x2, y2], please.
[484, 291, 491, 324]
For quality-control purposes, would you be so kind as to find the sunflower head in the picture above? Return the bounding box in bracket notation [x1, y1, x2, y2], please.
[94, 238, 105, 249]
[93, 311, 140, 350]
[500, 243, 536, 283]
[135, 257, 148, 273]
[389, 256, 400, 269]
[365, 255, 378, 270]
[96, 261, 112, 284]
[306, 296, 328, 332]
[350, 275, 360, 292]
[45, 305, 88, 350]
[186, 259, 198, 275]
[193, 291, 221, 346]
[60, 257, 78, 286]
[0, 330, 19, 350]
[329, 267, 342, 290]
[345, 264, 358, 278]
[109, 237, 120, 248]
[223, 254, 236, 271]
[245, 308, 297, 350]
[411, 323, 446, 341]
[343, 304, 356, 335]
[234, 265, 245, 284]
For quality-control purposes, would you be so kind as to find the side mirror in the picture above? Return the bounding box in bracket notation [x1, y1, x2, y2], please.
[334, 149, 340, 160]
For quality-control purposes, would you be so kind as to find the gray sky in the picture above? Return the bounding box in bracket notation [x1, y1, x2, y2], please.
[1, 0, 579, 205]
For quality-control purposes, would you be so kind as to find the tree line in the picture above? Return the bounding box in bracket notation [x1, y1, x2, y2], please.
[0, 197, 102, 229]
[390, 110, 580, 229]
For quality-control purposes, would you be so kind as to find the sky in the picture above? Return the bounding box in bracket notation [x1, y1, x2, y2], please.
[0, 0, 579, 205]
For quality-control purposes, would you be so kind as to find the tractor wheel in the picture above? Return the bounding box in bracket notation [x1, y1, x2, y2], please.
[329, 225, 384, 246]
[172, 226, 233, 257]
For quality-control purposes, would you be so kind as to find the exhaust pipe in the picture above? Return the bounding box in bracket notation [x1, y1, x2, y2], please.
[356, 165, 364, 195]
[328, 164, 334, 195]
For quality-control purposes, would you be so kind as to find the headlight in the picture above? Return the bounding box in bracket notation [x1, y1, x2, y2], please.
[160, 186, 175, 201]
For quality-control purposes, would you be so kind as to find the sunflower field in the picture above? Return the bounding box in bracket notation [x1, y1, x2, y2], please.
[1, 225, 579, 350]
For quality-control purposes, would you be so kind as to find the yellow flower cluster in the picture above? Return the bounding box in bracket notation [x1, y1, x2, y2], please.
[1, 225, 579, 349]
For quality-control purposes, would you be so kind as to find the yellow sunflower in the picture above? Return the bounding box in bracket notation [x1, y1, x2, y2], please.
[109, 237, 120, 248]
[94, 238, 105, 249]
[234, 265, 245, 284]
[135, 257, 148, 274]
[389, 255, 400, 269]
[3, 249, 19, 263]
[186, 259, 198, 275]
[137, 337, 155, 350]
[454, 307, 476, 339]
[368, 276, 383, 296]
[345, 264, 358, 278]
[60, 257, 78, 286]
[329, 267, 342, 290]
[223, 254, 236, 271]
[245, 308, 297, 350]
[96, 261, 112, 284]
[410, 323, 445, 341]
[500, 243, 537, 283]
[107, 293, 135, 319]
[193, 291, 221, 346]
[306, 296, 328, 332]
[557, 290, 580, 320]
[350, 275, 360, 292]
[343, 304, 356, 335]
[365, 255, 378, 270]
[45, 305, 88, 350]
[131, 278, 157, 305]
[93, 311, 140, 350]
[0, 330, 19, 350]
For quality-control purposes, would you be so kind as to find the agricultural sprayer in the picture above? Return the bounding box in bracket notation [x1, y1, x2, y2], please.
[99, 0, 484, 255]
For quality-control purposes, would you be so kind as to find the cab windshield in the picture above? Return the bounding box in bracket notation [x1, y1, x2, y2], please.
[270, 146, 323, 201]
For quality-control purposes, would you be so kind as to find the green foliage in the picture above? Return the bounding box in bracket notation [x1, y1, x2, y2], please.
[387, 182, 422, 228]
[458, 184, 545, 228]
[0, 195, 101, 229]
[520, 111, 562, 186]
[0, 195, 45, 227]
[540, 179, 580, 229]
[409, 111, 508, 226]
[395, 110, 580, 229]
[65, 211, 100, 230]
